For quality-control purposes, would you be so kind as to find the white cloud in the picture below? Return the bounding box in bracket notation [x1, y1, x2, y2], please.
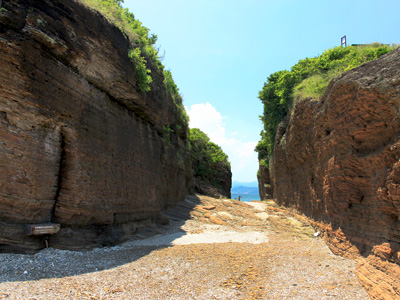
[185, 102, 259, 182]
[185, 102, 226, 145]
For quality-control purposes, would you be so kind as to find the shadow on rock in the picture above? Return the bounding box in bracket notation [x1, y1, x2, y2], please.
[0, 195, 202, 283]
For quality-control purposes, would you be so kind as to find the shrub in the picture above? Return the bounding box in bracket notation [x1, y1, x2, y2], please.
[129, 48, 152, 92]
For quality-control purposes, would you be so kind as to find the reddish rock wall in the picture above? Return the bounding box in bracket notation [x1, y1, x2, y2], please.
[270, 48, 400, 299]
[0, 0, 192, 253]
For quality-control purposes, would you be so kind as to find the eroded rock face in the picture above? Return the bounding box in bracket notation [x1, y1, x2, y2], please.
[269, 48, 400, 299]
[193, 169, 232, 199]
[0, 0, 192, 253]
[257, 164, 273, 200]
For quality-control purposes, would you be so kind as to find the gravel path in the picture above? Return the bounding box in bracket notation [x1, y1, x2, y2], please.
[0, 195, 370, 299]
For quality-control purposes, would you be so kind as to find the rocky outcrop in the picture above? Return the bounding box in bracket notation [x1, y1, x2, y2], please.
[268, 48, 400, 299]
[0, 0, 192, 253]
[257, 164, 273, 200]
[193, 171, 232, 199]
[188, 128, 232, 199]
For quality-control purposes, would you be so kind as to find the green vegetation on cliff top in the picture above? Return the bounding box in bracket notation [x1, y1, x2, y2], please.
[255, 43, 397, 167]
[79, 0, 188, 128]
[189, 128, 231, 188]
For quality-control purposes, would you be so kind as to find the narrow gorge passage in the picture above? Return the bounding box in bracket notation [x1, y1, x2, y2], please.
[1, 0, 398, 299]
[0, 195, 369, 299]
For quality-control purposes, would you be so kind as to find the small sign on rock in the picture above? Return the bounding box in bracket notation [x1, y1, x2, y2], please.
[25, 223, 61, 235]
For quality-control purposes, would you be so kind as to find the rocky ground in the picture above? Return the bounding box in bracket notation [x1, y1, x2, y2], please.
[0, 195, 370, 299]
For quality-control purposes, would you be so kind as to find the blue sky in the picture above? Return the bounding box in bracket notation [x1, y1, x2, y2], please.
[123, 0, 399, 182]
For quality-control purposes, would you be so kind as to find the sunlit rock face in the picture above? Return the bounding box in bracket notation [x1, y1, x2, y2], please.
[0, 0, 192, 253]
[270, 48, 400, 299]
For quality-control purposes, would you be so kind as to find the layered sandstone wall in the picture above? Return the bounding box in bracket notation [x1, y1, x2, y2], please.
[0, 0, 192, 253]
[268, 48, 400, 299]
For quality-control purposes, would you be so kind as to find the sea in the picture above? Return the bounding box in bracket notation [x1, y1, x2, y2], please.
[231, 193, 260, 202]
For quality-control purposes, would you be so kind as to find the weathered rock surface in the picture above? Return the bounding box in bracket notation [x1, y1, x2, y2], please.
[257, 164, 273, 200]
[193, 169, 232, 199]
[266, 48, 400, 299]
[0, 0, 192, 253]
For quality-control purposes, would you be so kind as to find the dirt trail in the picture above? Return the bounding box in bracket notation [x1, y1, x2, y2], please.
[0, 195, 369, 299]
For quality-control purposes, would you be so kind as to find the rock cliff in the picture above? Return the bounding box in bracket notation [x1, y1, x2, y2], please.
[257, 165, 273, 200]
[0, 0, 192, 253]
[188, 128, 232, 199]
[266, 48, 400, 299]
[193, 171, 232, 199]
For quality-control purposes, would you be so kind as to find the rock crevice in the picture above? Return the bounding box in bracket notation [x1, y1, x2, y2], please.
[51, 127, 66, 223]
